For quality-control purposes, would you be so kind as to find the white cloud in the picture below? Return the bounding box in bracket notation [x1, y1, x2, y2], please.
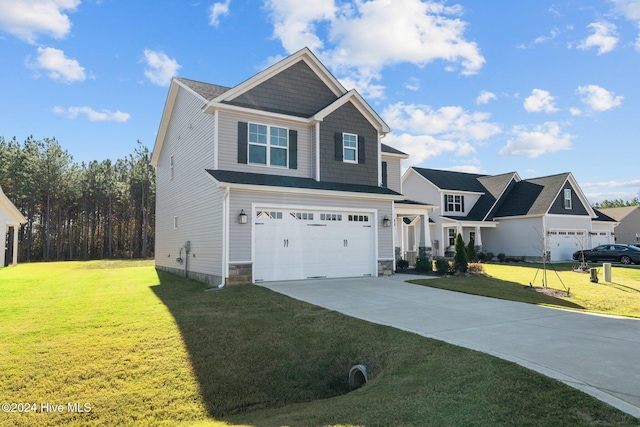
[577, 21, 618, 54]
[384, 133, 458, 165]
[209, 0, 230, 27]
[576, 84, 623, 112]
[404, 77, 420, 91]
[611, 0, 640, 21]
[449, 164, 483, 174]
[476, 90, 496, 105]
[143, 49, 181, 86]
[499, 122, 574, 158]
[523, 89, 558, 113]
[580, 179, 640, 189]
[265, 0, 485, 99]
[0, 0, 80, 43]
[53, 106, 130, 122]
[534, 29, 559, 44]
[569, 107, 582, 116]
[383, 102, 502, 143]
[32, 46, 85, 83]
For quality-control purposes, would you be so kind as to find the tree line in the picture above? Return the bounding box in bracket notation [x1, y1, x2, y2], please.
[0, 136, 155, 263]
[592, 198, 639, 209]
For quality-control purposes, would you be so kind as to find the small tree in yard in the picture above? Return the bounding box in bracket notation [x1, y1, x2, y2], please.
[454, 233, 468, 273]
[466, 240, 476, 262]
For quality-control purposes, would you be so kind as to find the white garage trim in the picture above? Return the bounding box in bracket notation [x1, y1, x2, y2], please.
[547, 229, 587, 261]
[251, 202, 378, 282]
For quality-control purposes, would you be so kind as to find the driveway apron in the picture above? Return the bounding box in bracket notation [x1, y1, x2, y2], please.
[260, 274, 640, 419]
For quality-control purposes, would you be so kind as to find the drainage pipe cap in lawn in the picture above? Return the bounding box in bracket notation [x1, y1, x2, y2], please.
[348, 364, 368, 390]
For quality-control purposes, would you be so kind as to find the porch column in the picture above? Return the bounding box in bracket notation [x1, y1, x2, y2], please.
[418, 215, 432, 260]
[11, 225, 18, 266]
[475, 226, 483, 248]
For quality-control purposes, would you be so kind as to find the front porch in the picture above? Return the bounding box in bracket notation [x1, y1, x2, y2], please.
[394, 201, 435, 267]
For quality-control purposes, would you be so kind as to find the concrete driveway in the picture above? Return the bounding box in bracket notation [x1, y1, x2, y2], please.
[260, 274, 640, 419]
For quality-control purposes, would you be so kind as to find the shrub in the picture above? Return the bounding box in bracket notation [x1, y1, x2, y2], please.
[476, 252, 487, 262]
[396, 259, 409, 270]
[467, 262, 485, 275]
[497, 253, 506, 262]
[415, 258, 431, 273]
[485, 252, 495, 262]
[453, 233, 468, 273]
[433, 258, 450, 275]
[466, 240, 476, 262]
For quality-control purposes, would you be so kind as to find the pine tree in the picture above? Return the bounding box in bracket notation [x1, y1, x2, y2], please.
[454, 233, 468, 273]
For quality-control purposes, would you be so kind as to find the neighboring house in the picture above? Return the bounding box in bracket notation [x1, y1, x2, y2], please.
[401, 168, 617, 261]
[151, 48, 405, 285]
[598, 206, 640, 245]
[0, 185, 26, 268]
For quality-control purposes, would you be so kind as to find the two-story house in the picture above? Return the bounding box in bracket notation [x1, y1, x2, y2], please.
[151, 48, 406, 286]
[400, 167, 617, 261]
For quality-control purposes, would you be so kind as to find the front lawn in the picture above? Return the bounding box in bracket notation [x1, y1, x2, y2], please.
[1, 261, 638, 426]
[410, 262, 640, 318]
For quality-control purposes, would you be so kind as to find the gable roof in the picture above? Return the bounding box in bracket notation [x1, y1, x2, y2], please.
[598, 206, 640, 221]
[592, 208, 619, 223]
[381, 143, 408, 157]
[493, 172, 595, 218]
[0, 185, 27, 224]
[175, 77, 231, 101]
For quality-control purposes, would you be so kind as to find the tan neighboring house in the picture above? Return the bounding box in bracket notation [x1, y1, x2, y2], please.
[1, 185, 26, 267]
[599, 206, 640, 246]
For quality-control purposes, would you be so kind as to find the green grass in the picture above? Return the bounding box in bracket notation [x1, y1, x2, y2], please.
[1, 261, 638, 426]
[410, 263, 640, 318]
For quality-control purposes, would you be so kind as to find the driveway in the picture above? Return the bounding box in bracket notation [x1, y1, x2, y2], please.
[260, 274, 640, 419]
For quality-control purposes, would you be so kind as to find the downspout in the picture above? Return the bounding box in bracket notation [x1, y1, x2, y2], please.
[206, 185, 229, 291]
[314, 122, 321, 181]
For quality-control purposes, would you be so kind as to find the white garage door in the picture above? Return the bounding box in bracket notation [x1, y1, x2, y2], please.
[548, 230, 585, 261]
[590, 232, 610, 248]
[253, 208, 375, 282]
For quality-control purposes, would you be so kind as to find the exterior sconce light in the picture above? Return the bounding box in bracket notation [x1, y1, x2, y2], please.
[238, 209, 248, 224]
[382, 215, 391, 227]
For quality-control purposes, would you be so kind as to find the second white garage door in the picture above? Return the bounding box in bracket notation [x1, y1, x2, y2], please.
[548, 230, 585, 261]
[253, 208, 375, 282]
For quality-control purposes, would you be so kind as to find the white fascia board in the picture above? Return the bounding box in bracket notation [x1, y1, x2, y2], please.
[439, 189, 485, 196]
[209, 48, 346, 105]
[202, 102, 310, 124]
[0, 190, 27, 224]
[439, 217, 498, 228]
[567, 173, 598, 218]
[381, 151, 409, 160]
[493, 213, 544, 220]
[150, 80, 181, 167]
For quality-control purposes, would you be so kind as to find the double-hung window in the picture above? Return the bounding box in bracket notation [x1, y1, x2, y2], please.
[248, 123, 288, 167]
[445, 194, 464, 212]
[564, 189, 572, 209]
[343, 133, 357, 163]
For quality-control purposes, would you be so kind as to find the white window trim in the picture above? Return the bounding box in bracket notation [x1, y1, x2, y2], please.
[445, 194, 464, 212]
[248, 122, 289, 168]
[343, 132, 358, 164]
[564, 189, 572, 209]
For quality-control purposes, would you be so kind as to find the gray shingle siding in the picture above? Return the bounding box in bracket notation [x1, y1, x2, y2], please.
[548, 182, 590, 215]
[319, 102, 378, 186]
[227, 61, 338, 117]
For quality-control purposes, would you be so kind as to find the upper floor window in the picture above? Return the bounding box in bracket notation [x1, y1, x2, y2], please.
[248, 123, 288, 167]
[444, 194, 464, 213]
[564, 189, 572, 209]
[343, 133, 357, 163]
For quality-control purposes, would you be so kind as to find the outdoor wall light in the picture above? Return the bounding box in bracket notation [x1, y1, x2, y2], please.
[382, 215, 391, 227]
[238, 209, 248, 224]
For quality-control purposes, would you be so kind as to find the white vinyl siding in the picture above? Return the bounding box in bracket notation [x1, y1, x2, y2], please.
[217, 111, 313, 178]
[154, 86, 224, 284]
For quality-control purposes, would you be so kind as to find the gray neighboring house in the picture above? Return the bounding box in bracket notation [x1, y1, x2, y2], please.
[151, 48, 407, 285]
[1, 185, 26, 268]
[598, 206, 640, 245]
[400, 168, 617, 261]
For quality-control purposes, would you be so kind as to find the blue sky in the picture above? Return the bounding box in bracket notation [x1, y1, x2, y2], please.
[1, 0, 639, 203]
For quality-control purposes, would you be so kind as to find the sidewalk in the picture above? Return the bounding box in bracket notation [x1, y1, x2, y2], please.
[261, 274, 640, 419]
